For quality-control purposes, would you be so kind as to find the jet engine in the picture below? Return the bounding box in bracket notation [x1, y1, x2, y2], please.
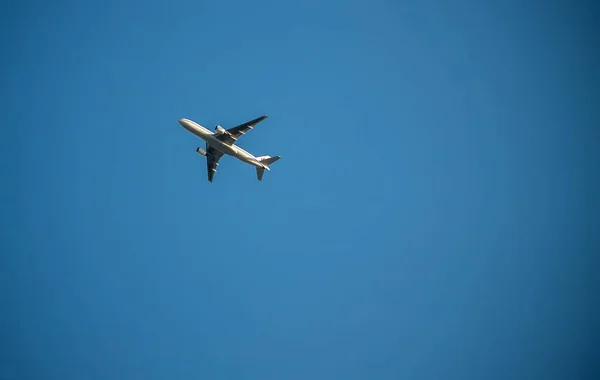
[215, 125, 226, 134]
[196, 147, 207, 156]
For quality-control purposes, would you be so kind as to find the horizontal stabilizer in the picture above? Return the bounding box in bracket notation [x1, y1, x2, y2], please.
[255, 155, 280, 181]
[256, 167, 265, 181]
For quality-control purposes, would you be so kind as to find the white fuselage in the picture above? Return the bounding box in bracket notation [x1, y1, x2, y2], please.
[178, 118, 268, 169]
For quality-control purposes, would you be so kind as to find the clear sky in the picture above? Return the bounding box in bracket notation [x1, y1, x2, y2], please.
[1, 0, 599, 379]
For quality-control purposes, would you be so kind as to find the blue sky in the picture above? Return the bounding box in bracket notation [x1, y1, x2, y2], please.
[1, 0, 598, 379]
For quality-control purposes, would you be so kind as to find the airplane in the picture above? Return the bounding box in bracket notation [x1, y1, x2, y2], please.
[178, 115, 280, 182]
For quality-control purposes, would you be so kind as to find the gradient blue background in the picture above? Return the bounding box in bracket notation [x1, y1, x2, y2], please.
[1, 1, 599, 379]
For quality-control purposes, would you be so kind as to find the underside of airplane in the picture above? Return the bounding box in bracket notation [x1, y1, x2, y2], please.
[178, 115, 280, 182]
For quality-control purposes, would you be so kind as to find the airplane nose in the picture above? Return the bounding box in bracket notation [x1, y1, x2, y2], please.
[178, 118, 192, 129]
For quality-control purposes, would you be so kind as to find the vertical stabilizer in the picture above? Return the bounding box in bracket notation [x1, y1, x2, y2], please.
[257, 155, 280, 166]
[255, 155, 280, 181]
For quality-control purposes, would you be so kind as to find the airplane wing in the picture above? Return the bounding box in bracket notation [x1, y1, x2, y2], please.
[215, 115, 268, 145]
[206, 144, 224, 182]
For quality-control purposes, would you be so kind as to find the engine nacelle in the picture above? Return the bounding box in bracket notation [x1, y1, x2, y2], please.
[196, 147, 207, 156]
[215, 125, 226, 134]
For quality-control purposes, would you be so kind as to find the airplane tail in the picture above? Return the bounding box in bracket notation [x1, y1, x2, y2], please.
[255, 155, 281, 181]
